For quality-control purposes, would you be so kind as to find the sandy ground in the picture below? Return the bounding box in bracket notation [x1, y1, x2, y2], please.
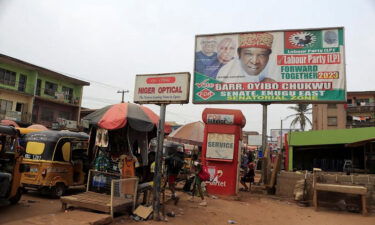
[0, 192, 61, 224]
[1, 190, 374, 225]
[113, 191, 375, 225]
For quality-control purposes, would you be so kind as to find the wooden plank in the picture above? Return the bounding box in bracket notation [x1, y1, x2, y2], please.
[63, 195, 110, 205]
[61, 197, 110, 212]
[361, 195, 368, 216]
[266, 153, 282, 188]
[60, 191, 134, 215]
[315, 183, 367, 195]
[313, 189, 318, 211]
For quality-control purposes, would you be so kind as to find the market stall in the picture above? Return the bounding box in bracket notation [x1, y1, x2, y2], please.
[61, 102, 159, 217]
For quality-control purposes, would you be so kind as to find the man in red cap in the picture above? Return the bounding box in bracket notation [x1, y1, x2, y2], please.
[216, 32, 275, 82]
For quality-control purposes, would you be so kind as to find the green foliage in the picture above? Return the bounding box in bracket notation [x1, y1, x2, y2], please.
[286, 104, 312, 131]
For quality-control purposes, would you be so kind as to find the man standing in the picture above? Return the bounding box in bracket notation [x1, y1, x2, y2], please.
[216, 33, 275, 82]
[195, 37, 218, 77]
[204, 38, 236, 79]
[165, 146, 184, 202]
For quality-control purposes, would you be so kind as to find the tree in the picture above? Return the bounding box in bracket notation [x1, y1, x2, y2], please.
[286, 104, 312, 131]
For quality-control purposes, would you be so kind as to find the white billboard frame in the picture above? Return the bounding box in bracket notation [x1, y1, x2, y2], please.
[134, 72, 191, 104]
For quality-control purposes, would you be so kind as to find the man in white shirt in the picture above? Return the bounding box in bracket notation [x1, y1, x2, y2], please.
[216, 33, 275, 83]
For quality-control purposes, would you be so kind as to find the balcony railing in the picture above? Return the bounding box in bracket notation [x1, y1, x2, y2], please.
[0, 111, 31, 123]
[347, 102, 375, 107]
[346, 105, 375, 113]
[346, 121, 375, 128]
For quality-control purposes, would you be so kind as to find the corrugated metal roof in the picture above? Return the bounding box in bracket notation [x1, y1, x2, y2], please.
[288, 127, 375, 146]
[0, 53, 90, 86]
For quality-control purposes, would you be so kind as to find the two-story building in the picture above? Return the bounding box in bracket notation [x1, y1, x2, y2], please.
[312, 91, 375, 130]
[0, 53, 89, 128]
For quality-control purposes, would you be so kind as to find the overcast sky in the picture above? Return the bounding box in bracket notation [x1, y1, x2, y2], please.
[0, 0, 374, 134]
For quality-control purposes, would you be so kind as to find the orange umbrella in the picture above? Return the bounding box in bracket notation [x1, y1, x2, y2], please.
[27, 124, 48, 131]
[83, 103, 159, 132]
[167, 121, 204, 146]
[0, 120, 19, 127]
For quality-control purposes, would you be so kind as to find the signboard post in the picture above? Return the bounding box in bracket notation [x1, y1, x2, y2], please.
[134, 72, 190, 220]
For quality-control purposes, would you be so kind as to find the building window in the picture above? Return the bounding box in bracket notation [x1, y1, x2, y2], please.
[44, 81, 58, 96]
[58, 111, 71, 120]
[62, 86, 73, 102]
[0, 99, 13, 114]
[41, 108, 54, 122]
[15, 102, 24, 112]
[327, 104, 337, 109]
[328, 117, 337, 126]
[0, 68, 16, 86]
[18, 74, 27, 92]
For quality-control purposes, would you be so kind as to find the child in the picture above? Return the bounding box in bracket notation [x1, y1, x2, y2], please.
[240, 162, 255, 192]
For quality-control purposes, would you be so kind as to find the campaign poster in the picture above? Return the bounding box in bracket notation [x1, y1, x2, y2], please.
[193, 27, 346, 103]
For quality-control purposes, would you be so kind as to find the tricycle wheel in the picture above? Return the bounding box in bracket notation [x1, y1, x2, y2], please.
[9, 188, 22, 204]
[53, 183, 66, 198]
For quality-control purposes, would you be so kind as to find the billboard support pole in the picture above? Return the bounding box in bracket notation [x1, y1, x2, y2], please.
[153, 103, 166, 220]
[261, 103, 269, 184]
[280, 119, 283, 151]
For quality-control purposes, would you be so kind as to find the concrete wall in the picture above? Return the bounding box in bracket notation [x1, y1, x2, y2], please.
[0, 62, 36, 95]
[276, 171, 375, 208]
[312, 104, 346, 130]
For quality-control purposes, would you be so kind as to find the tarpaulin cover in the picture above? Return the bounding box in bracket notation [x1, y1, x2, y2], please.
[83, 103, 159, 132]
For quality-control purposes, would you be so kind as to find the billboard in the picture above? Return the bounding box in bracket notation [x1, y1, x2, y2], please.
[193, 27, 346, 104]
[248, 134, 262, 146]
[270, 129, 299, 142]
[134, 72, 190, 104]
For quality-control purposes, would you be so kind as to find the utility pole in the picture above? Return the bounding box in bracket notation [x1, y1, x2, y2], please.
[261, 103, 269, 184]
[153, 104, 167, 220]
[117, 90, 129, 103]
[280, 119, 283, 151]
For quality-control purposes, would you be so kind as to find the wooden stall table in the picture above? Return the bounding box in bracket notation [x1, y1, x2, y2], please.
[313, 171, 368, 215]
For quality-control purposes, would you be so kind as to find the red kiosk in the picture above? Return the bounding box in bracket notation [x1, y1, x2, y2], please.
[201, 108, 246, 196]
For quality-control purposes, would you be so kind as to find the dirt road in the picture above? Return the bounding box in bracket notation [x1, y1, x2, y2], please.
[0, 192, 61, 224]
[1, 191, 374, 225]
[113, 192, 375, 225]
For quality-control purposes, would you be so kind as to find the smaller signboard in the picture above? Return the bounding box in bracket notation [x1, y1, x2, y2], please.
[206, 133, 235, 160]
[206, 114, 234, 125]
[248, 134, 262, 146]
[134, 72, 191, 104]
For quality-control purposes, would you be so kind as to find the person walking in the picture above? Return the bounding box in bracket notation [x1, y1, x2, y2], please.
[189, 159, 207, 206]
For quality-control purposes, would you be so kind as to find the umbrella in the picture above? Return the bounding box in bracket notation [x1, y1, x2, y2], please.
[27, 124, 48, 131]
[83, 103, 159, 132]
[167, 121, 204, 146]
[0, 120, 19, 127]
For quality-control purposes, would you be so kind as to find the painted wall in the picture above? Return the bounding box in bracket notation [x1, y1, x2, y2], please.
[0, 63, 36, 95]
[0, 90, 33, 112]
[0, 59, 86, 125]
[312, 104, 346, 130]
[33, 98, 79, 128]
[36, 74, 82, 104]
[0, 90, 33, 122]
[0, 62, 84, 105]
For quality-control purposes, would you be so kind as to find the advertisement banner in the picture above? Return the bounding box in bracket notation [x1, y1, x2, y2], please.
[134, 72, 190, 104]
[206, 133, 235, 160]
[193, 27, 346, 103]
